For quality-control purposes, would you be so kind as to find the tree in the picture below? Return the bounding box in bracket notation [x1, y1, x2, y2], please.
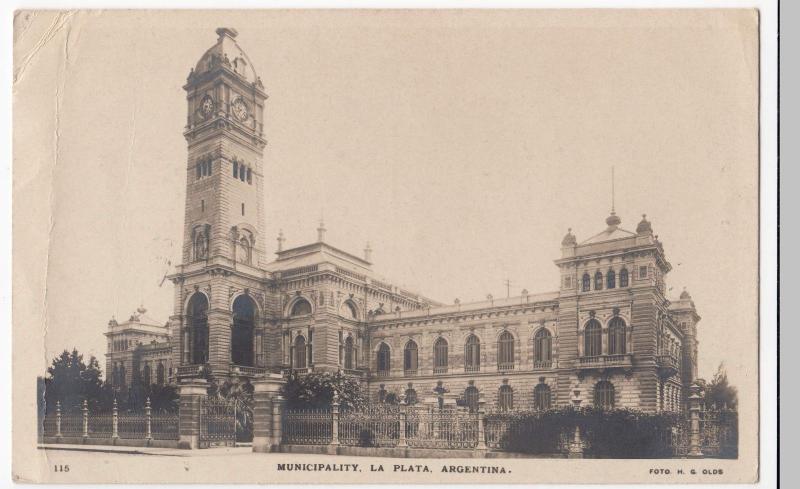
[705, 363, 738, 410]
[44, 349, 110, 413]
[283, 371, 368, 410]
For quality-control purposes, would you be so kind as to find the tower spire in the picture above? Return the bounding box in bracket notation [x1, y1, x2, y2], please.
[605, 166, 621, 228]
[611, 166, 615, 213]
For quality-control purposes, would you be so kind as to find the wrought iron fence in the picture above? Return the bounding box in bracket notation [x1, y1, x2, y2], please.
[282, 408, 332, 445]
[339, 406, 400, 447]
[118, 413, 148, 439]
[40, 400, 179, 442]
[152, 413, 180, 440]
[59, 415, 83, 435]
[406, 407, 479, 449]
[87, 413, 113, 438]
[700, 410, 738, 458]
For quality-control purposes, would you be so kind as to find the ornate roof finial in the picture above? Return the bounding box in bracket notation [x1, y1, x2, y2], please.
[317, 218, 326, 243]
[277, 229, 285, 252]
[215, 27, 238, 40]
[636, 213, 653, 234]
[605, 166, 621, 228]
[562, 227, 577, 246]
[364, 242, 372, 262]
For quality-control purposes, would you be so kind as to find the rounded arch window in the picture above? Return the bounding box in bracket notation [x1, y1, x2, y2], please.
[290, 299, 312, 317]
[594, 271, 604, 290]
[187, 293, 209, 365]
[534, 383, 552, 410]
[340, 301, 358, 320]
[584, 319, 602, 357]
[608, 317, 627, 355]
[464, 334, 481, 372]
[582, 273, 591, 292]
[293, 335, 307, 368]
[377, 343, 391, 374]
[232, 295, 257, 366]
[498, 385, 514, 411]
[498, 331, 515, 370]
[433, 337, 449, 373]
[404, 340, 418, 373]
[619, 268, 629, 287]
[464, 386, 480, 413]
[534, 329, 552, 365]
[344, 336, 355, 369]
[594, 381, 615, 409]
[606, 270, 616, 289]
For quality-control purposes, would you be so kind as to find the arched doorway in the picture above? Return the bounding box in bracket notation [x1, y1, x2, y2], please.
[187, 293, 209, 365]
[231, 295, 257, 366]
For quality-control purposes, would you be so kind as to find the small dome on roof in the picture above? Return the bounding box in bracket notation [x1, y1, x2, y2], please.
[561, 228, 577, 246]
[680, 288, 692, 300]
[636, 214, 653, 234]
[192, 28, 260, 85]
[605, 211, 621, 228]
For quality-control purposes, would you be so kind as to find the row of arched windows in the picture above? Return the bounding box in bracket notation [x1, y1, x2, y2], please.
[111, 339, 130, 352]
[232, 160, 253, 184]
[377, 384, 554, 412]
[195, 157, 212, 180]
[581, 268, 629, 292]
[583, 317, 627, 356]
[138, 362, 167, 387]
[376, 330, 554, 375]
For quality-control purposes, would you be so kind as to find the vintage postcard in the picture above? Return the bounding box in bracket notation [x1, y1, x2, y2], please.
[12, 9, 761, 484]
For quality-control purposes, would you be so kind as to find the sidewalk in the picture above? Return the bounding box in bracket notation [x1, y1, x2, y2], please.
[38, 443, 254, 457]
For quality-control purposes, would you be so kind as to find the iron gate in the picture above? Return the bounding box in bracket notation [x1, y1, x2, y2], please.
[199, 396, 236, 448]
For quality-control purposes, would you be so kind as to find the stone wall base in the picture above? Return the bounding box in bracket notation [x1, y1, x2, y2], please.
[278, 444, 565, 459]
[41, 436, 179, 449]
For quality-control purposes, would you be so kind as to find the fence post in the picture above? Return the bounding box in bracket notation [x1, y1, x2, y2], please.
[82, 400, 89, 439]
[330, 392, 340, 447]
[252, 373, 286, 453]
[397, 406, 408, 448]
[178, 378, 208, 450]
[688, 382, 704, 458]
[568, 426, 584, 458]
[55, 401, 62, 438]
[145, 397, 153, 442]
[112, 399, 119, 441]
[475, 399, 487, 451]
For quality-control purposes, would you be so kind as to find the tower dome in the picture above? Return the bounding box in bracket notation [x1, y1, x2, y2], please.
[636, 214, 653, 234]
[680, 288, 692, 300]
[605, 211, 621, 229]
[191, 28, 261, 85]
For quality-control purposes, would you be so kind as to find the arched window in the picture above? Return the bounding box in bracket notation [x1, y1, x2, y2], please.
[293, 335, 307, 369]
[232, 295, 257, 366]
[464, 386, 480, 413]
[344, 336, 355, 369]
[582, 273, 591, 292]
[619, 268, 629, 287]
[498, 331, 515, 370]
[377, 343, 391, 375]
[594, 271, 603, 290]
[340, 301, 358, 320]
[433, 337, 448, 374]
[290, 299, 312, 317]
[464, 334, 481, 372]
[156, 363, 165, 385]
[404, 340, 418, 374]
[142, 364, 151, 387]
[607, 270, 616, 289]
[188, 293, 209, 365]
[247, 167, 252, 184]
[534, 329, 553, 367]
[608, 317, 627, 355]
[584, 319, 602, 357]
[594, 381, 615, 409]
[233, 160, 239, 178]
[534, 384, 552, 410]
[405, 388, 418, 405]
[498, 385, 514, 411]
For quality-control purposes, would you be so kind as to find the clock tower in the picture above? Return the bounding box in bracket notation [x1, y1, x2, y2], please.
[169, 28, 270, 379]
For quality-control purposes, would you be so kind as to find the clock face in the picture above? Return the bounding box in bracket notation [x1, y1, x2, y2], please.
[200, 95, 214, 117]
[231, 97, 248, 121]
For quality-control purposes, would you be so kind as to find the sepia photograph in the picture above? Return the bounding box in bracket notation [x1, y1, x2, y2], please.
[11, 8, 765, 484]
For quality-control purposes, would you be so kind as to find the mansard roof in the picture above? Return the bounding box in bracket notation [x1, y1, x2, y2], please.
[193, 28, 260, 85]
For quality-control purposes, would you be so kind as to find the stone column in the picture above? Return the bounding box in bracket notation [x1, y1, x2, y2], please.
[55, 401, 62, 439]
[178, 378, 208, 449]
[398, 408, 408, 448]
[112, 399, 119, 441]
[330, 393, 340, 447]
[475, 398, 487, 451]
[252, 373, 285, 453]
[688, 383, 704, 458]
[145, 397, 153, 441]
[82, 400, 89, 439]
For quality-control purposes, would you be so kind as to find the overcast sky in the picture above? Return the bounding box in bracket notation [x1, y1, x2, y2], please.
[14, 10, 758, 392]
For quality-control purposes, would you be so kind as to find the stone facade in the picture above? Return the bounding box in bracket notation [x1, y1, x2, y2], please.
[106, 28, 701, 414]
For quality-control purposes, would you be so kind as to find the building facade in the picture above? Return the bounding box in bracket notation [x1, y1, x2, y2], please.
[106, 28, 700, 414]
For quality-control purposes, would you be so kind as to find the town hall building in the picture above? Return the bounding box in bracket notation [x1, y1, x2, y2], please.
[105, 28, 701, 414]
